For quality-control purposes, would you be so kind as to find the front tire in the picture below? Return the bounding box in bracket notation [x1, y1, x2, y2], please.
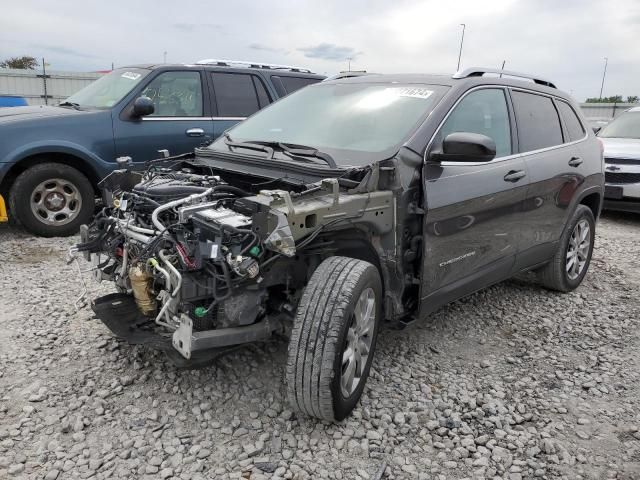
[538, 204, 595, 292]
[286, 256, 382, 421]
[9, 163, 94, 237]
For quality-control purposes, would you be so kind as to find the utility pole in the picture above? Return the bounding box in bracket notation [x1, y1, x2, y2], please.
[457, 23, 466, 71]
[347, 57, 352, 72]
[598, 57, 608, 100]
[41, 57, 48, 106]
[163, 51, 167, 64]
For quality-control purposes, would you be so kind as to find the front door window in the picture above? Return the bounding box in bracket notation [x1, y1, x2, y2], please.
[140, 71, 203, 117]
[438, 88, 512, 158]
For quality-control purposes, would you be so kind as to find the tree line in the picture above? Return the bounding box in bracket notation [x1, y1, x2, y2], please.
[0, 56, 39, 69]
[585, 95, 639, 104]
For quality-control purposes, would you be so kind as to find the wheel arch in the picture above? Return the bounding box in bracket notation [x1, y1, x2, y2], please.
[0, 151, 102, 198]
[310, 227, 402, 320]
[578, 190, 602, 220]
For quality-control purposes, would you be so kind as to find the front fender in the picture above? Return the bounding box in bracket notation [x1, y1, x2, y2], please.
[0, 141, 114, 185]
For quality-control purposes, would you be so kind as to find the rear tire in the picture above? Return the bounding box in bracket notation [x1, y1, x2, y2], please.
[286, 256, 382, 421]
[9, 163, 94, 237]
[538, 204, 595, 292]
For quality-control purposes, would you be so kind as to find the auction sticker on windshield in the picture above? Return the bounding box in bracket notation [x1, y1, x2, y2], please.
[396, 87, 433, 99]
[121, 72, 142, 81]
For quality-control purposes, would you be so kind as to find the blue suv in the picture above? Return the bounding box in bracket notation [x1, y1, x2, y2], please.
[0, 60, 324, 236]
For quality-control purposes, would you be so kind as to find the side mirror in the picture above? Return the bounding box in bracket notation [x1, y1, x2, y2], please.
[132, 96, 154, 117]
[431, 132, 496, 162]
[592, 126, 602, 134]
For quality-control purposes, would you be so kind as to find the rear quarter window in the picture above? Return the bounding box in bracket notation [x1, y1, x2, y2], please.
[211, 72, 269, 117]
[271, 76, 320, 95]
[512, 91, 563, 152]
[556, 100, 586, 142]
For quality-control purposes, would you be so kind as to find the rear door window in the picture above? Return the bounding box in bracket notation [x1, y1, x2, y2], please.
[512, 91, 563, 151]
[556, 100, 586, 142]
[211, 72, 270, 117]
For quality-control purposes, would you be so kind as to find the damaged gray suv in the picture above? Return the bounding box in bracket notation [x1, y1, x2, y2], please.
[75, 68, 604, 421]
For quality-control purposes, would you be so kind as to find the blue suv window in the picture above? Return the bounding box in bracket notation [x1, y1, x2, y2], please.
[140, 71, 203, 117]
[272, 76, 319, 95]
[211, 73, 270, 117]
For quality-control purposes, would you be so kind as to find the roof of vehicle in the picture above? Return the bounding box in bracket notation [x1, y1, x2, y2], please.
[322, 71, 374, 82]
[119, 61, 324, 78]
[321, 67, 571, 100]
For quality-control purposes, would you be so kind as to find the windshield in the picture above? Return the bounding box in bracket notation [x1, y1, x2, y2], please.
[599, 111, 640, 139]
[63, 68, 150, 109]
[210, 82, 448, 165]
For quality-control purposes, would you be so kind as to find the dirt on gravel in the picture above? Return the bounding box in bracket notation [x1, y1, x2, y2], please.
[0, 212, 639, 480]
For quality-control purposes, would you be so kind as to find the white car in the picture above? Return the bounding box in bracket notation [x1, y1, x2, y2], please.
[599, 106, 640, 212]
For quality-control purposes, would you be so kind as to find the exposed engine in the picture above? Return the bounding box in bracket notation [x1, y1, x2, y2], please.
[73, 160, 394, 364]
[74, 166, 299, 358]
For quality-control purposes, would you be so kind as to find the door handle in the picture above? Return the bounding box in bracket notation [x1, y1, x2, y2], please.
[568, 156, 583, 167]
[186, 128, 205, 137]
[503, 170, 526, 182]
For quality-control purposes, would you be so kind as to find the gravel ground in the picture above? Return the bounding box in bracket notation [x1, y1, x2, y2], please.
[1, 212, 639, 480]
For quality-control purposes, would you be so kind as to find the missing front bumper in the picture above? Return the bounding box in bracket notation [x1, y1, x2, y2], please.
[172, 313, 281, 359]
[91, 293, 280, 367]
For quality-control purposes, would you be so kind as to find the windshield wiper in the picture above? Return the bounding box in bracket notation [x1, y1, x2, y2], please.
[58, 101, 82, 110]
[224, 135, 337, 168]
[276, 143, 337, 168]
[224, 133, 274, 157]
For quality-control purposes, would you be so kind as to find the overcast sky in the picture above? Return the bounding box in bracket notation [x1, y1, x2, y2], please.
[1, 0, 639, 101]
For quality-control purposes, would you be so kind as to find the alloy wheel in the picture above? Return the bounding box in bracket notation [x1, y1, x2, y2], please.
[340, 287, 376, 397]
[566, 219, 591, 280]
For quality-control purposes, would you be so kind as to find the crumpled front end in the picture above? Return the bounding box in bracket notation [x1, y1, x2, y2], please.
[73, 162, 393, 365]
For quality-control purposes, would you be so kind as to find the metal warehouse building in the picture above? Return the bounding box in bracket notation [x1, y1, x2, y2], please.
[0, 68, 104, 106]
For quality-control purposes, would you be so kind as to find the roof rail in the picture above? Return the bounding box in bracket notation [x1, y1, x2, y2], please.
[322, 71, 372, 82]
[195, 58, 314, 74]
[452, 67, 557, 89]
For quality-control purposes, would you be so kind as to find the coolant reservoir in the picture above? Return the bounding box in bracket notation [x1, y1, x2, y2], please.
[129, 264, 157, 316]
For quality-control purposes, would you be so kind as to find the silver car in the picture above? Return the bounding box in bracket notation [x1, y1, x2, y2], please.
[600, 106, 640, 212]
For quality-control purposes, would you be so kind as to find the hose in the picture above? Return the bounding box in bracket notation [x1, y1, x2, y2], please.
[117, 219, 158, 236]
[148, 257, 174, 329]
[119, 228, 153, 244]
[120, 246, 128, 278]
[154, 298, 174, 329]
[212, 185, 250, 196]
[148, 258, 171, 292]
[158, 249, 182, 297]
[151, 187, 214, 232]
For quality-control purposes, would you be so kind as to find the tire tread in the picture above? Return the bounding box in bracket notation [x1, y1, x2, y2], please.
[538, 204, 595, 292]
[286, 256, 377, 421]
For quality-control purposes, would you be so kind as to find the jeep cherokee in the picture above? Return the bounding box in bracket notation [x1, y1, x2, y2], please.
[75, 67, 604, 421]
